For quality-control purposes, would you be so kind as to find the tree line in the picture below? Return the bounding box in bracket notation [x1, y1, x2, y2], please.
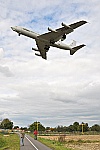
[51, 122, 100, 133]
[27, 121, 100, 133]
[0, 119, 100, 132]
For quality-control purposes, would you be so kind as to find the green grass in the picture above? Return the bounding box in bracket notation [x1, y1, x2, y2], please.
[38, 137, 72, 150]
[28, 133, 72, 150]
[0, 133, 20, 150]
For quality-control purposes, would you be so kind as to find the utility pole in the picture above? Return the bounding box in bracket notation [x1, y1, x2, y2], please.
[34, 121, 40, 140]
[37, 121, 40, 132]
[80, 123, 85, 134]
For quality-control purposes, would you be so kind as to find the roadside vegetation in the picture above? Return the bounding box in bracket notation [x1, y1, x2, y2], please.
[38, 137, 72, 150]
[28, 132, 72, 150]
[38, 134, 100, 150]
[0, 132, 20, 150]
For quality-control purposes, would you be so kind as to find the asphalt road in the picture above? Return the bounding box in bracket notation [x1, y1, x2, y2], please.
[20, 134, 52, 150]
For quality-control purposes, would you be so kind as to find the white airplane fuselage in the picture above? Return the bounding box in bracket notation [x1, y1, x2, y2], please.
[11, 26, 72, 51]
[11, 26, 39, 39]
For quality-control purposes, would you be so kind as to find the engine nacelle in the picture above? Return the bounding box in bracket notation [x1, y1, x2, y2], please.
[32, 47, 39, 51]
[61, 22, 73, 31]
[48, 27, 57, 33]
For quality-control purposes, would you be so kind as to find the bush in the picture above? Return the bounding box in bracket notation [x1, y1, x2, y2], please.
[58, 135, 66, 143]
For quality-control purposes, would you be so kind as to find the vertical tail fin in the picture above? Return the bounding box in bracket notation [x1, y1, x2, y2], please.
[69, 40, 76, 48]
[70, 44, 86, 55]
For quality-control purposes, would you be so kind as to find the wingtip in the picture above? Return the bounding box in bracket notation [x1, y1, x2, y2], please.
[83, 44, 86, 47]
[82, 20, 88, 24]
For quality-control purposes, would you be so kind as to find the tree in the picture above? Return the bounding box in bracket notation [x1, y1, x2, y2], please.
[28, 122, 45, 132]
[91, 124, 100, 132]
[20, 127, 28, 131]
[84, 123, 89, 132]
[0, 124, 2, 129]
[1, 118, 13, 129]
[56, 125, 63, 132]
[73, 122, 79, 131]
[38, 122, 45, 131]
[45, 127, 51, 131]
[28, 123, 35, 132]
[14, 126, 19, 129]
[66, 125, 74, 132]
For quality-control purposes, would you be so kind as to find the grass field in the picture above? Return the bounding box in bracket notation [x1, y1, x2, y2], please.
[38, 137, 72, 150]
[0, 133, 20, 150]
[39, 134, 100, 150]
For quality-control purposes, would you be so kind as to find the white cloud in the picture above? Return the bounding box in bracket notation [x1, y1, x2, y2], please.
[0, 48, 4, 58]
[0, 0, 100, 127]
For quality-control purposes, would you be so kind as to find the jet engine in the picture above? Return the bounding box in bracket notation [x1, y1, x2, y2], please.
[61, 22, 73, 31]
[48, 27, 57, 33]
[62, 22, 71, 28]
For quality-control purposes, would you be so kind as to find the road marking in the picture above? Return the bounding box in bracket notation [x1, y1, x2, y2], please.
[25, 136, 38, 150]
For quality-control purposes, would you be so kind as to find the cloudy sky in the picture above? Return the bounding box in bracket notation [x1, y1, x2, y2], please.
[0, 0, 100, 128]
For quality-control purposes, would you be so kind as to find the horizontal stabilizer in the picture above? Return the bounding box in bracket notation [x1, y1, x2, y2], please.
[32, 47, 39, 51]
[35, 53, 41, 57]
[70, 44, 86, 55]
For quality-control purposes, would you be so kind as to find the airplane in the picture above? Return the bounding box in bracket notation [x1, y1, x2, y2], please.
[11, 20, 87, 60]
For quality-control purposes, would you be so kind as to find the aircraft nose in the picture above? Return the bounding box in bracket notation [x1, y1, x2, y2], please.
[11, 27, 16, 31]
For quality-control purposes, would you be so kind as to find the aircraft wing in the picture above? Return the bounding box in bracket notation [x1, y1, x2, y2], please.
[38, 20, 87, 43]
[35, 40, 50, 59]
[69, 20, 87, 29]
